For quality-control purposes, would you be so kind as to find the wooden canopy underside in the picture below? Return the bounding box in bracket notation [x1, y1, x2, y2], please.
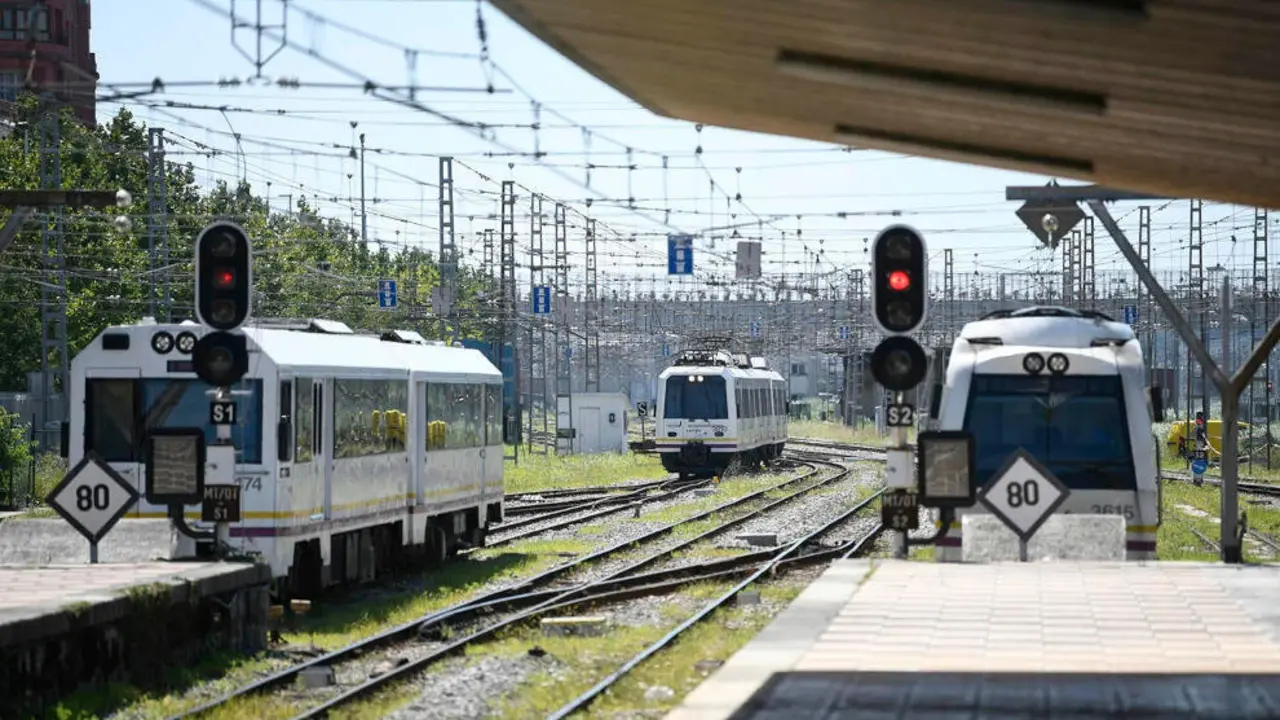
[489, 0, 1280, 209]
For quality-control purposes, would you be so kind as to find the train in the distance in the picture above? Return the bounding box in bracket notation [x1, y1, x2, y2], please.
[65, 317, 504, 599]
[655, 347, 788, 478]
[931, 306, 1163, 561]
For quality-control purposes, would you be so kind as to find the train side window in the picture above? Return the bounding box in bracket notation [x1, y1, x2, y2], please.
[85, 379, 136, 461]
[314, 382, 324, 459]
[295, 378, 314, 463]
[485, 383, 502, 446]
[278, 380, 294, 462]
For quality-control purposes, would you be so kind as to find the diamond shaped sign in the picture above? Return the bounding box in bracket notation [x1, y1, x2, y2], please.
[977, 448, 1070, 542]
[1016, 198, 1084, 250]
[47, 452, 140, 544]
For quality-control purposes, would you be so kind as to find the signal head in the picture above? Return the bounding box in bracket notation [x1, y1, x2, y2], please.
[195, 222, 253, 331]
[870, 335, 929, 391]
[192, 331, 249, 387]
[871, 225, 928, 335]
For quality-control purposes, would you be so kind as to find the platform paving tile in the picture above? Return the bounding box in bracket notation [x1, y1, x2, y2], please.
[667, 560, 1280, 719]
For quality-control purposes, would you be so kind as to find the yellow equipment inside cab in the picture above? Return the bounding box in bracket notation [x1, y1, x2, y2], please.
[427, 420, 447, 450]
[1165, 419, 1250, 459]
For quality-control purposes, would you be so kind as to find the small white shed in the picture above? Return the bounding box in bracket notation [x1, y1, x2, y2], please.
[556, 392, 630, 455]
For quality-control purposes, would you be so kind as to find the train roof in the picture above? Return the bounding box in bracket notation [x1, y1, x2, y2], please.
[957, 306, 1135, 349]
[77, 320, 502, 381]
[658, 364, 784, 382]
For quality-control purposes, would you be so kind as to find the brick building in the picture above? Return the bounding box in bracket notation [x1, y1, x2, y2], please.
[0, 1, 96, 125]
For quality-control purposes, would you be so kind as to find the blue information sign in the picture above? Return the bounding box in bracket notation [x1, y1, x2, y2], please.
[378, 279, 398, 309]
[667, 234, 694, 275]
[532, 285, 552, 314]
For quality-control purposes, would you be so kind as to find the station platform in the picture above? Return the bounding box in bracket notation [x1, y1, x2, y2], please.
[668, 560, 1280, 719]
[0, 561, 271, 716]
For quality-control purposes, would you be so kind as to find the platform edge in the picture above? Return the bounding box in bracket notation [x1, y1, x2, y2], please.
[0, 562, 271, 649]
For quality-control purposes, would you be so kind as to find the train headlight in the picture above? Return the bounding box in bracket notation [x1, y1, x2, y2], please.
[176, 331, 198, 355]
[150, 331, 175, 355]
[1022, 353, 1045, 375]
[1047, 353, 1070, 375]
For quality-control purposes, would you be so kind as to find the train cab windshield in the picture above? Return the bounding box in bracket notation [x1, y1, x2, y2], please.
[663, 375, 728, 420]
[964, 374, 1135, 491]
[84, 377, 264, 464]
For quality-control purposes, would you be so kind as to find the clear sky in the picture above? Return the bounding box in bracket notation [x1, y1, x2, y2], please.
[92, 0, 1271, 297]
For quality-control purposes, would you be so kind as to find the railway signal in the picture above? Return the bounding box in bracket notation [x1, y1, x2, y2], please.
[195, 221, 253, 332]
[188, 220, 255, 557]
[193, 220, 253, 388]
[868, 225, 930, 394]
[867, 224, 933, 560]
[871, 225, 928, 336]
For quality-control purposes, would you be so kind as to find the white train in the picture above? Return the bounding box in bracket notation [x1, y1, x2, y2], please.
[931, 306, 1163, 561]
[655, 349, 788, 478]
[65, 318, 504, 599]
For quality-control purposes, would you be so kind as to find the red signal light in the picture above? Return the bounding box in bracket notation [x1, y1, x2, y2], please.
[888, 270, 911, 291]
[212, 268, 235, 289]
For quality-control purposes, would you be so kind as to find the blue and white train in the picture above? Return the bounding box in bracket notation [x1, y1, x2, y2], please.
[931, 306, 1163, 561]
[66, 317, 504, 599]
[655, 349, 788, 478]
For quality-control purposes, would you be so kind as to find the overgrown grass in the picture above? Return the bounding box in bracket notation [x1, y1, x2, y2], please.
[488, 578, 808, 719]
[1158, 477, 1280, 561]
[504, 451, 668, 494]
[41, 654, 280, 720]
[1156, 480, 1224, 561]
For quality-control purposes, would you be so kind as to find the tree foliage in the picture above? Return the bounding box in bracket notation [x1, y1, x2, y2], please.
[0, 95, 499, 390]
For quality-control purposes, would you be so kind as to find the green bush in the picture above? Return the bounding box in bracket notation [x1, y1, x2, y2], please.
[0, 407, 34, 475]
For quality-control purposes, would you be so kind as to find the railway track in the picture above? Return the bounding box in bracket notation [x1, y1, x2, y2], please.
[790, 436, 1280, 498]
[172, 455, 873, 720]
[547, 498, 884, 718]
[484, 477, 720, 549]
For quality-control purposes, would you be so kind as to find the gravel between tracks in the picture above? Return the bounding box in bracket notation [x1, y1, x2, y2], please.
[711, 463, 881, 550]
[385, 652, 559, 720]
[385, 562, 831, 719]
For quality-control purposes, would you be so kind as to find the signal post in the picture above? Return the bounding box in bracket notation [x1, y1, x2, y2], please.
[145, 221, 253, 559]
[867, 226, 931, 558]
[866, 226, 982, 559]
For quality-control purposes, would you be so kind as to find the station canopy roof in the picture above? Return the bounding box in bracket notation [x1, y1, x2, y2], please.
[489, 0, 1280, 209]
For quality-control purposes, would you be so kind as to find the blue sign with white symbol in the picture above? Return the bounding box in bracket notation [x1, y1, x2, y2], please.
[662, 344, 671, 357]
[378, 279, 398, 309]
[839, 325, 850, 340]
[667, 234, 694, 275]
[1191, 458, 1208, 475]
[532, 285, 552, 314]
[1123, 305, 1138, 325]
[749, 319, 761, 338]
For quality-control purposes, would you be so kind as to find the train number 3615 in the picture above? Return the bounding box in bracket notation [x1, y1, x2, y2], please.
[1090, 504, 1135, 520]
